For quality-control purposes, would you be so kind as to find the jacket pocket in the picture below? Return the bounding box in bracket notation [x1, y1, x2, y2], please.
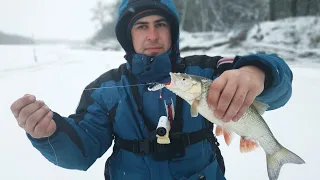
[108, 150, 150, 180]
[176, 158, 226, 180]
[109, 168, 150, 180]
[105, 149, 119, 180]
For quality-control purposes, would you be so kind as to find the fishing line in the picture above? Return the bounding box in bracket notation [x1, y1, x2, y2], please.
[48, 137, 59, 166]
[45, 82, 163, 165]
[83, 83, 156, 91]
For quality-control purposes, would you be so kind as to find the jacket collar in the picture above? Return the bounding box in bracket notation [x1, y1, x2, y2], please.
[126, 49, 176, 83]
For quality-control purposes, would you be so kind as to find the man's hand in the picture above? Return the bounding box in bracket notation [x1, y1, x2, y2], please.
[10, 94, 56, 139]
[207, 65, 265, 122]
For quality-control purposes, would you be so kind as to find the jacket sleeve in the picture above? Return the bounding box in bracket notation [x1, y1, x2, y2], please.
[232, 53, 293, 110]
[26, 86, 114, 171]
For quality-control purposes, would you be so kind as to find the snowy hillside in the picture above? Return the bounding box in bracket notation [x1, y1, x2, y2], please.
[247, 16, 320, 49]
[0, 43, 318, 180]
[179, 16, 320, 65]
[245, 16, 320, 62]
[90, 16, 320, 67]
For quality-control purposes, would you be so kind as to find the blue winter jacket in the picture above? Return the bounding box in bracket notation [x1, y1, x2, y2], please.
[27, 0, 293, 180]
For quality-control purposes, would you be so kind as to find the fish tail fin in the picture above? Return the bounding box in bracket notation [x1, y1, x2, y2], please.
[266, 146, 305, 180]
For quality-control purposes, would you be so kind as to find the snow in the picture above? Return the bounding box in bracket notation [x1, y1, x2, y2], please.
[0, 44, 318, 180]
[246, 16, 320, 49]
[0, 45, 125, 180]
[179, 16, 320, 64]
[1, 16, 319, 180]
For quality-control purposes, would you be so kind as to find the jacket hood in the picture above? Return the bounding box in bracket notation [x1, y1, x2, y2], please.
[115, 0, 180, 55]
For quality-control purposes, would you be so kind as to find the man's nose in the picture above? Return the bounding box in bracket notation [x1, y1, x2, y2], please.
[147, 27, 158, 41]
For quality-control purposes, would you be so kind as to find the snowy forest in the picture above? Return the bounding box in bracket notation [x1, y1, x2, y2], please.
[89, 0, 320, 63]
[90, 0, 320, 41]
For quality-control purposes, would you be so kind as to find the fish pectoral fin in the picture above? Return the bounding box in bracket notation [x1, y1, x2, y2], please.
[240, 137, 259, 153]
[190, 99, 199, 117]
[215, 125, 223, 136]
[252, 100, 269, 115]
[215, 126, 234, 146]
[223, 130, 234, 146]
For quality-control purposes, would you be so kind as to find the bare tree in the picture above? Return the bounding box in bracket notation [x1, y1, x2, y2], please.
[208, 0, 225, 30]
[305, 0, 311, 15]
[91, 1, 111, 29]
[291, 0, 298, 17]
[317, 0, 320, 14]
[179, 0, 188, 31]
[269, 0, 276, 21]
[90, 0, 121, 43]
[200, 0, 208, 32]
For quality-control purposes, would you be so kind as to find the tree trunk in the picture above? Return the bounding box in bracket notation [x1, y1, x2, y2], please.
[269, 0, 276, 21]
[291, 0, 298, 17]
[200, 0, 207, 32]
[317, 0, 320, 15]
[305, 0, 311, 15]
[209, 0, 225, 29]
[180, 0, 188, 31]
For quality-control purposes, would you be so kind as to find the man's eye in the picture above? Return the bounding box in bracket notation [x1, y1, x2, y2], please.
[137, 25, 147, 29]
[156, 23, 167, 27]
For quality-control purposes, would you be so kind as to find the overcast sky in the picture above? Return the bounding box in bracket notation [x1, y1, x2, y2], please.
[0, 0, 115, 40]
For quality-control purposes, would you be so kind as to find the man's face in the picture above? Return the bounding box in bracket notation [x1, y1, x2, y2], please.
[131, 15, 171, 56]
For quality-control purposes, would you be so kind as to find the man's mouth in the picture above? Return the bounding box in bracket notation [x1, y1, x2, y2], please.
[146, 47, 162, 50]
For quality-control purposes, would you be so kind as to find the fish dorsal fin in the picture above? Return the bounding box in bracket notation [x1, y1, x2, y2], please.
[252, 100, 269, 115]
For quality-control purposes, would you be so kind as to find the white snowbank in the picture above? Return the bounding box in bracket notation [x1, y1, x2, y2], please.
[179, 16, 320, 64]
[247, 16, 320, 49]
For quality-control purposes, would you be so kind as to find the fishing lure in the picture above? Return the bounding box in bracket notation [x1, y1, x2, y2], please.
[147, 83, 166, 91]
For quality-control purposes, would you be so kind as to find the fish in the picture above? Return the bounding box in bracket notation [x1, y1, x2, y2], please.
[164, 72, 305, 180]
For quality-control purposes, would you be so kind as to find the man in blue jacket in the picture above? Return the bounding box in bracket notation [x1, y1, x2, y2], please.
[10, 0, 293, 179]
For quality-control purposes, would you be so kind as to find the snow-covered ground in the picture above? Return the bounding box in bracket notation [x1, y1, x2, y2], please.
[0, 44, 318, 180]
[180, 16, 320, 65]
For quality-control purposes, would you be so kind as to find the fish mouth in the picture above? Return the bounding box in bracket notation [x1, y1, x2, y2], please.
[167, 72, 175, 87]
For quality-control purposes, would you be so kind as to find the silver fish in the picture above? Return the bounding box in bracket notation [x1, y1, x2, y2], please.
[165, 72, 305, 180]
